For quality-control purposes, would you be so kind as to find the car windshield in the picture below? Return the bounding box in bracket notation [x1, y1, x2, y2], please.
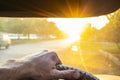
[0, 9, 120, 76]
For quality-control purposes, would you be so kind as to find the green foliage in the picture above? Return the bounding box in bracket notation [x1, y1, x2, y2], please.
[80, 9, 120, 43]
[80, 23, 97, 41]
[96, 9, 120, 43]
[0, 18, 65, 39]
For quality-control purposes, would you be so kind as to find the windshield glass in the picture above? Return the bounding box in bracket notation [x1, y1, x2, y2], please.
[0, 9, 120, 76]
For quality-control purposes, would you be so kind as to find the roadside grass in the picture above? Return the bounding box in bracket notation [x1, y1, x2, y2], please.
[79, 41, 120, 59]
[11, 39, 52, 45]
[78, 41, 120, 51]
[57, 41, 120, 75]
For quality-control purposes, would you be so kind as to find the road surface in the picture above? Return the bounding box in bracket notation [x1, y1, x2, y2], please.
[0, 39, 72, 63]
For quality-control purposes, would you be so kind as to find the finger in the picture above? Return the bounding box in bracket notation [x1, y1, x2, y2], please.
[51, 69, 80, 80]
[42, 51, 62, 66]
[48, 51, 62, 65]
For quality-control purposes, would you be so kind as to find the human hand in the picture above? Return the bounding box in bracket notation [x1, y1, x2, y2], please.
[17, 50, 80, 80]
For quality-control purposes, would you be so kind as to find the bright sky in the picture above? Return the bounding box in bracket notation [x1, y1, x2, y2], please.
[48, 16, 108, 42]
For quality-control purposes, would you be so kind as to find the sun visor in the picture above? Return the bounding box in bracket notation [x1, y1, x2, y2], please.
[0, 0, 120, 17]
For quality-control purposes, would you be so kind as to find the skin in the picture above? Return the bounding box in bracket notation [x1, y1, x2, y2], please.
[0, 50, 80, 80]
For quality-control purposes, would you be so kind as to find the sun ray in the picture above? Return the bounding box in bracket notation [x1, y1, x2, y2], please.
[66, 0, 73, 16]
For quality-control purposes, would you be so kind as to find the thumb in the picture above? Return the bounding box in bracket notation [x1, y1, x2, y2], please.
[51, 69, 80, 80]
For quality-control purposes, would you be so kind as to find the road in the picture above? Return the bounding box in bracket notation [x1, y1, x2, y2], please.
[0, 39, 72, 63]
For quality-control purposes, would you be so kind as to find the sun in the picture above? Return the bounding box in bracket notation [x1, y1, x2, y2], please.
[48, 18, 87, 42]
[48, 16, 108, 42]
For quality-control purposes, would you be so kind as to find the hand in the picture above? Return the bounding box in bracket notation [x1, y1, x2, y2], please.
[17, 50, 80, 80]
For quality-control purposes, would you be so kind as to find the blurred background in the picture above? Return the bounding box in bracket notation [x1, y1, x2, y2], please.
[0, 8, 120, 76]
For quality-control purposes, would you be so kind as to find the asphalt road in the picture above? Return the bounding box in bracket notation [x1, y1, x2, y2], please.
[0, 39, 71, 63]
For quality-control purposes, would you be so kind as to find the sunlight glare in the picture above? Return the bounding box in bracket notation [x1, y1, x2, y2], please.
[89, 16, 109, 29]
[48, 16, 108, 42]
[48, 18, 86, 42]
[71, 45, 78, 52]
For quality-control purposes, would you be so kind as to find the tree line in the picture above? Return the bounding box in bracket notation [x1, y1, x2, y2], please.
[80, 9, 120, 47]
[0, 18, 67, 39]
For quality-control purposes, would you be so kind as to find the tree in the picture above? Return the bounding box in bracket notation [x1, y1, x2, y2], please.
[0, 18, 9, 32]
[80, 23, 97, 41]
[0, 19, 3, 32]
[107, 9, 120, 48]
[99, 9, 120, 49]
[0, 18, 66, 39]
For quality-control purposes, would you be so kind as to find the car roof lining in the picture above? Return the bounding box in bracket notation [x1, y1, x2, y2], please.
[0, 0, 120, 17]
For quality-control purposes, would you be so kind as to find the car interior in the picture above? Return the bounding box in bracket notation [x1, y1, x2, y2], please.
[0, 0, 120, 17]
[0, 0, 120, 80]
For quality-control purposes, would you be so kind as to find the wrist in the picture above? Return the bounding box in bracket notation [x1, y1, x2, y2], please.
[0, 61, 33, 80]
[0, 67, 21, 80]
